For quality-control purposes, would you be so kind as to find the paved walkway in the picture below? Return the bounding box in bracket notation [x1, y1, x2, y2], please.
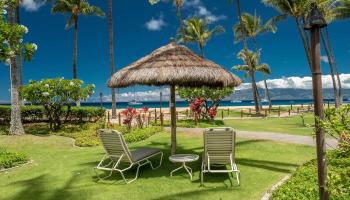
[165, 127, 338, 149]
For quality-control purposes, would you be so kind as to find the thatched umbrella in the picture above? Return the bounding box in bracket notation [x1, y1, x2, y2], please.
[108, 39, 241, 154]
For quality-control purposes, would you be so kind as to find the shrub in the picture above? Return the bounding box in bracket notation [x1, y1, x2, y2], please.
[0, 148, 28, 170]
[123, 126, 163, 143]
[0, 106, 105, 127]
[271, 151, 350, 200]
[20, 78, 95, 130]
[53, 122, 163, 147]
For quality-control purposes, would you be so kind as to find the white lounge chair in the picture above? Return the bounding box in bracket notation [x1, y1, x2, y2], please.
[201, 127, 240, 185]
[95, 129, 163, 184]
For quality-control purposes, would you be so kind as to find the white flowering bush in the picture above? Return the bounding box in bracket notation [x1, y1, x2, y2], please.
[19, 78, 95, 130]
[0, 0, 37, 63]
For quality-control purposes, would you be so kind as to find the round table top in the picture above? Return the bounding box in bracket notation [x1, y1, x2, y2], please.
[169, 154, 199, 163]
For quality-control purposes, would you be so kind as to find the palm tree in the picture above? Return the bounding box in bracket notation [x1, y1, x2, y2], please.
[52, 0, 105, 79]
[263, 0, 343, 107]
[234, 49, 271, 111]
[228, 0, 262, 114]
[107, 0, 116, 118]
[262, 0, 312, 68]
[233, 12, 277, 109]
[177, 17, 225, 58]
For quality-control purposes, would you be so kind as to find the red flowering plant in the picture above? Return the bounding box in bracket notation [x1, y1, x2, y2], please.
[121, 107, 138, 131]
[140, 106, 149, 113]
[208, 107, 217, 120]
[190, 98, 205, 120]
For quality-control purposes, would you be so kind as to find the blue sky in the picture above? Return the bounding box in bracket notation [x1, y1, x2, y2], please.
[1, 0, 350, 102]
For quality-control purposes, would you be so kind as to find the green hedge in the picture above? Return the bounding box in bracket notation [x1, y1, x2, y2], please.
[272, 151, 350, 200]
[53, 123, 163, 147]
[0, 106, 105, 124]
[0, 148, 28, 170]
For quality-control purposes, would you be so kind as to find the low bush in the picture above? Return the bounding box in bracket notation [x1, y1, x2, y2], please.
[0, 148, 28, 170]
[0, 106, 105, 125]
[152, 119, 224, 128]
[123, 126, 163, 143]
[271, 151, 350, 200]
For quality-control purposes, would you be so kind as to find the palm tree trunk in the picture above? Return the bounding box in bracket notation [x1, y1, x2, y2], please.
[108, 0, 117, 119]
[320, 30, 339, 108]
[234, 0, 260, 114]
[325, 28, 342, 105]
[250, 70, 261, 114]
[198, 43, 205, 58]
[253, 37, 269, 110]
[8, 8, 25, 135]
[294, 17, 312, 70]
[16, 2, 23, 86]
[263, 75, 272, 109]
[73, 16, 78, 79]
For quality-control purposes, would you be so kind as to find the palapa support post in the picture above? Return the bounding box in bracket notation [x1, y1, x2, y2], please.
[221, 110, 224, 119]
[227, 108, 230, 117]
[118, 112, 121, 126]
[278, 106, 281, 118]
[107, 111, 110, 125]
[154, 109, 157, 124]
[170, 85, 176, 155]
[160, 112, 164, 127]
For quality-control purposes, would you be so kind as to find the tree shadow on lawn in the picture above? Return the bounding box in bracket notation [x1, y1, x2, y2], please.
[4, 172, 83, 200]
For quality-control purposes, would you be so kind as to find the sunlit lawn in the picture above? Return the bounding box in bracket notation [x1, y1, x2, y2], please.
[0, 132, 315, 200]
[224, 113, 315, 136]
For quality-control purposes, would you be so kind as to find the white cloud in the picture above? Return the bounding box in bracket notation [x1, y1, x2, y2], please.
[236, 74, 350, 90]
[320, 55, 329, 63]
[21, 0, 45, 12]
[182, 0, 227, 23]
[145, 14, 166, 31]
[89, 74, 350, 102]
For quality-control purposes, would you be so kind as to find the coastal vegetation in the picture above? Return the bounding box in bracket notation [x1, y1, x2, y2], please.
[1, 0, 350, 200]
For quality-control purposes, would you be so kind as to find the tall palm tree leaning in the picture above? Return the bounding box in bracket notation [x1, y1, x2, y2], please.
[107, 0, 117, 119]
[262, 0, 342, 108]
[234, 49, 271, 106]
[177, 17, 225, 58]
[329, 0, 350, 104]
[52, 0, 105, 79]
[228, 0, 262, 114]
[233, 12, 277, 109]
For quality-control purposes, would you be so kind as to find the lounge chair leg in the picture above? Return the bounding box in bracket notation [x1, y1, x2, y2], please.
[149, 152, 163, 170]
[235, 171, 240, 186]
[120, 164, 141, 184]
[200, 162, 204, 186]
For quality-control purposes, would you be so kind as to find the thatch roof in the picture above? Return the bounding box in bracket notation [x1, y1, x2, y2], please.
[108, 40, 242, 88]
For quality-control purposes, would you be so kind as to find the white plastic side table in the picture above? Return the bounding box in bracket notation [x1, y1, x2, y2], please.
[169, 154, 199, 180]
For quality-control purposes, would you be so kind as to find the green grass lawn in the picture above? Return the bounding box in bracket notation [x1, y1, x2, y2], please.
[224, 113, 315, 136]
[0, 132, 315, 200]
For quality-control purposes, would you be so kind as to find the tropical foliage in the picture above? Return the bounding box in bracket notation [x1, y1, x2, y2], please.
[1, 0, 37, 135]
[178, 86, 233, 119]
[52, 0, 105, 79]
[20, 78, 95, 130]
[177, 17, 225, 57]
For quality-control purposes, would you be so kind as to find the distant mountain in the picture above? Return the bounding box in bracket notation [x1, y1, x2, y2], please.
[228, 88, 350, 101]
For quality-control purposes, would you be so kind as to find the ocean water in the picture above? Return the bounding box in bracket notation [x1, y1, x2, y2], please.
[81, 99, 348, 109]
